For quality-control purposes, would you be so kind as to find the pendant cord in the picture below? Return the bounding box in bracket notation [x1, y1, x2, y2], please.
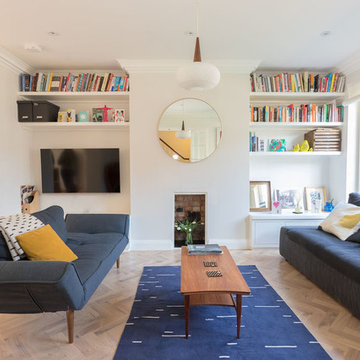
[196, 0, 199, 36]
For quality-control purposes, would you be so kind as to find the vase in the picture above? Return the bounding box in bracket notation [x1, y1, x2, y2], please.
[186, 232, 193, 245]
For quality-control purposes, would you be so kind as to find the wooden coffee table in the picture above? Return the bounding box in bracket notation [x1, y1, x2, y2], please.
[180, 246, 250, 339]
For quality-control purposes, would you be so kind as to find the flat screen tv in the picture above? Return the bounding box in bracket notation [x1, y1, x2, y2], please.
[41, 148, 120, 193]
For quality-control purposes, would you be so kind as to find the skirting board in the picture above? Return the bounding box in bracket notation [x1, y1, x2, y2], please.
[129, 239, 249, 251]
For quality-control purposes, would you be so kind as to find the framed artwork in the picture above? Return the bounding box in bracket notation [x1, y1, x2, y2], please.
[113, 109, 126, 123]
[305, 186, 327, 211]
[269, 139, 286, 152]
[250, 181, 271, 211]
[274, 188, 303, 211]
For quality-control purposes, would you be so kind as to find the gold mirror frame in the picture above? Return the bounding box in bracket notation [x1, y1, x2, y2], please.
[250, 181, 272, 212]
[158, 98, 222, 163]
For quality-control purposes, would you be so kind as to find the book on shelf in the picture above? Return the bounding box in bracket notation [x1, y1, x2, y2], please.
[19, 72, 130, 93]
[187, 244, 223, 255]
[250, 72, 345, 93]
[250, 104, 344, 123]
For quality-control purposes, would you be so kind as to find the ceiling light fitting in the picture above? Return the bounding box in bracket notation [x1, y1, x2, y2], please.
[177, 0, 220, 91]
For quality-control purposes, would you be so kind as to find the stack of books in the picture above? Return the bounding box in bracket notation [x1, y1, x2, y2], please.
[187, 244, 222, 255]
[250, 72, 345, 93]
[19, 72, 129, 92]
[304, 128, 341, 152]
[251, 104, 344, 123]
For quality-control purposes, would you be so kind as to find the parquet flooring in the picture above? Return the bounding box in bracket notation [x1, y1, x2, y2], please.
[0, 248, 359, 359]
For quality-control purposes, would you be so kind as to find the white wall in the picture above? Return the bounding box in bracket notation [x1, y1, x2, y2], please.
[0, 64, 33, 215]
[130, 73, 250, 250]
[30, 127, 130, 215]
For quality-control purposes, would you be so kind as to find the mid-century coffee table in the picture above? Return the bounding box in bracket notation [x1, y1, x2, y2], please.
[180, 246, 250, 339]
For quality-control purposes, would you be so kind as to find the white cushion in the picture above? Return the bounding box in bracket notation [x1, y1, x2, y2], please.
[320, 202, 360, 241]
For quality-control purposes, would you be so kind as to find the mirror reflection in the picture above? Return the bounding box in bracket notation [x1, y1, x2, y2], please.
[250, 181, 271, 211]
[158, 99, 222, 163]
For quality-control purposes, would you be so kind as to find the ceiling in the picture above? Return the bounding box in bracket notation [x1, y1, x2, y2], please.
[1, 0, 360, 71]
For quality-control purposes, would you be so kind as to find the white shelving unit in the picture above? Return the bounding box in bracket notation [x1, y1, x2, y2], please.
[19, 122, 129, 131]
[17, 91, 129, 101]
[249, 151, 342, 157]
[250, 92, 345, 102]
[249, 78, 347, 248]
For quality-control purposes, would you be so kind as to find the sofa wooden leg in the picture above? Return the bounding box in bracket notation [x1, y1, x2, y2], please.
[116, 258, 120, 269]
[66, 310, 74, 344]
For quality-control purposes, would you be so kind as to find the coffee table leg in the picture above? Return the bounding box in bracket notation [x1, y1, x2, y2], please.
[185, 295, 190, 339]
[236, 294, 242, 339]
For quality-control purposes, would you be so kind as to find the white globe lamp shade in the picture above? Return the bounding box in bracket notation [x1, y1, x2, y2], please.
[175, 130, 191, 139]
[177, 62, 220, 91]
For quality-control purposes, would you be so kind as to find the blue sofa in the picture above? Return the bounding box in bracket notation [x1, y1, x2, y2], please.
[0, 206, 129, 343]
[280, 193, 360, 319]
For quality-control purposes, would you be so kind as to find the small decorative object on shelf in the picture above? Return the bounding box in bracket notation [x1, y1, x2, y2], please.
[250, 103, 344, 123]
[19, 72, 129, 92]
[324, 200, 334, 212]
[273, 201, 281, 214]
[113, 109, 126, 123]
[78, 111, 88, 122]
[175, 218, 201, 245]
[250, 71, 345, 93]
[92, 108, 104, 122]
[269, 139, 286, 152]
[20, 185, 39, 214]
[57, 111, 66, 122]
[66, 109, 76, 122]
[98, 105, 112, 122]
[305, 186, 327, 211]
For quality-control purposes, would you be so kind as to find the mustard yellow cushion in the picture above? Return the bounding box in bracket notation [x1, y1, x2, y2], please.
[16, 224, 78, 262]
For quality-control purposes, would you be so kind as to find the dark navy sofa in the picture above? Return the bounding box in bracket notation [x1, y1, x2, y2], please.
[0, 206, 129, 343]
[280, 193, 360, 319]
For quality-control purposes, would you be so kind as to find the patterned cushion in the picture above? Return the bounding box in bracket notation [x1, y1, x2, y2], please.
[0, 214, 44, 261]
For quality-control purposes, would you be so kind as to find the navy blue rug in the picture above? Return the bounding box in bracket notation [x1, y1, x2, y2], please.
[114, 266, 330, 360]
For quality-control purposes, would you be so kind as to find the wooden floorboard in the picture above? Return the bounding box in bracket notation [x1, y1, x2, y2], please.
[0, 248, 359, 359]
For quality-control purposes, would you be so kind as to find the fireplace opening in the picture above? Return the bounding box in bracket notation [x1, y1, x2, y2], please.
[174, 194, 206, 248]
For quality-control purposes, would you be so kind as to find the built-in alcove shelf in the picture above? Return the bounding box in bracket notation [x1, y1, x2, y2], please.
[249, 122, 343, 130]
[249, 211, 328, 220]
[19, 122, 129, 131]
[249, 151, 342, 157]
[17, 91, 130, 101]
[250, 92, 345, 102]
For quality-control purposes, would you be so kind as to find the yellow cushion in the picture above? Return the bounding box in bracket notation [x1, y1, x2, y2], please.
[338, 213, 360, 229]
[16, 224, 78, 262]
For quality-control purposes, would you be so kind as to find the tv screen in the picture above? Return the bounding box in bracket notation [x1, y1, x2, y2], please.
[41, 148, 120, 193]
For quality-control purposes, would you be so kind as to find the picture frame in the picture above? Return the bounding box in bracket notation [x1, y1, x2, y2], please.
[305, 186, 327, 211]
[113, 109, 126, 123]
[274, 188, 303, 211]
[250, 181, 271, 212]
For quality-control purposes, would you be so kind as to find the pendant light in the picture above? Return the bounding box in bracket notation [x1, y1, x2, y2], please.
[175, 101, 191, 139]
[175, 120, 191, 139]
[177, 0, 220, 90]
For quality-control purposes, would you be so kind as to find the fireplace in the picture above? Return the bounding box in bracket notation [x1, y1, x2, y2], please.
[174, 194, 206, 247]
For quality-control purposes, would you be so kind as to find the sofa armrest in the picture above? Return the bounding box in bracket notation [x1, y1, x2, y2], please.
[65, 214, 129, 237]
[0, 261, 85, 313]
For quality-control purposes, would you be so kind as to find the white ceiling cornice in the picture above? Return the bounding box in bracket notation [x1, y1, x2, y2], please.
[0, 46, 33, 74]
[117, 59, 260, 74]
[337, 49, 360, 77]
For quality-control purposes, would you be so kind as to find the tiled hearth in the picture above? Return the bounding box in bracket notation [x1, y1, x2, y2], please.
[174, 193, 206, 248]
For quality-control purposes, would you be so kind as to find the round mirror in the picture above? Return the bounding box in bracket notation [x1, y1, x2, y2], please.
[158, 99, 222, 163]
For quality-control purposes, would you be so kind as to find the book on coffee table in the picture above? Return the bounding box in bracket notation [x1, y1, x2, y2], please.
[187, 244, 223, 255]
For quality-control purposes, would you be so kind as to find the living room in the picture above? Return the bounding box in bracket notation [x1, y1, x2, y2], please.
[1, 0, 360, 359]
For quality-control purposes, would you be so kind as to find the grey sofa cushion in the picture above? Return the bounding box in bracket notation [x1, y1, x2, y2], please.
[285, 227, 360, 284]
[348, 192, 360, 207]
[67, 232, 128, 302]
[0, 233, 11, 261]
[33, 206, 68, 242]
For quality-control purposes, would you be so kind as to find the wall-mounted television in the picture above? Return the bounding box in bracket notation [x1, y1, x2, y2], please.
[41, 148, 120, 193]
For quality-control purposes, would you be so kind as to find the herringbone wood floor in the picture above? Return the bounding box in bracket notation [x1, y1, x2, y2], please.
[1, 249, 360, 360]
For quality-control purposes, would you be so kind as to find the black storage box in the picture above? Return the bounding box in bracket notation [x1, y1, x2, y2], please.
[17, 100, 60, 122]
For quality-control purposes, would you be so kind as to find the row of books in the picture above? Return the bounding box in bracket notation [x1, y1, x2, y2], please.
[250, 72, 345, 93]
[20, 72, 129, 92]
[250, 104, 344, 123]
[249, 132, 266, 152]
